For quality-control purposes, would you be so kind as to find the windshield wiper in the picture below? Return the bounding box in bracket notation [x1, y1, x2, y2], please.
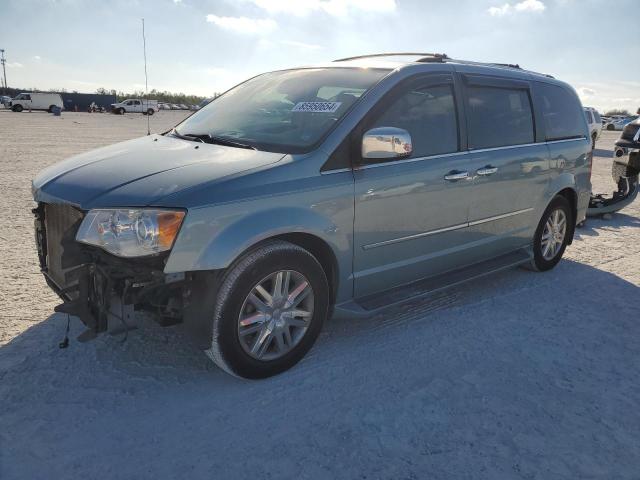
[168, 129, 206, 143]
[169, 129, 255, 150]
[208, 135, 256, 150]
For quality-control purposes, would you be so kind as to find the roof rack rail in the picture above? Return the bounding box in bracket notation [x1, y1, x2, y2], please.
[333, 52, 448, 62]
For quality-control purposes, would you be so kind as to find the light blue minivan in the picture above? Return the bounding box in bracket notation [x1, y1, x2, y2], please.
[32, 53, 592, 378]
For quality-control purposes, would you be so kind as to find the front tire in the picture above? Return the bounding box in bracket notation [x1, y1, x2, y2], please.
[12, 104, 23, 112]
[530, 196, 572, 271]
[118, 107, 125, 115]
[607, 124, 615, 131]
[591, 133, 597, 150]
[207, 241, 329, 379]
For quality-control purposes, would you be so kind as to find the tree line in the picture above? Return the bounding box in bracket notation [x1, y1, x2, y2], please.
[2, 86, 218, 106]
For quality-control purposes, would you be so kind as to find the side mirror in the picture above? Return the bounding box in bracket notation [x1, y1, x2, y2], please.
[361, 127, 413, 160]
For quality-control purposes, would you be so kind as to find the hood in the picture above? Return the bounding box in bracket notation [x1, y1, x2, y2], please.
[32, 134, 285, 209]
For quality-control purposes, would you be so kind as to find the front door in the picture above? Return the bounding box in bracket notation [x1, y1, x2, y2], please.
[353, 74, 475, 298]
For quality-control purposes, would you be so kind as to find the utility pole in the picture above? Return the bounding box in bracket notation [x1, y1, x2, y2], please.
[0, 49, 7, 94]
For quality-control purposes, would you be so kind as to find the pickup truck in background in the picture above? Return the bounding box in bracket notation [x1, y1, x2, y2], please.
[111, 99, 159, 115]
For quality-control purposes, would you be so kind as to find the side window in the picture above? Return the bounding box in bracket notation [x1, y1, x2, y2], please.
[24, 94, 31, 101]
[593, 111, 601, 124]
[466, 86, 534, 149]
[584, 110, 593, 124]
[535, 83, 586, 141]
[370, 84, 459, 158]
[134, 100, 141, 105]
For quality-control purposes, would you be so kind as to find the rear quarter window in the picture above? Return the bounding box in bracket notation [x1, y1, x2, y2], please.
[466, 86, 535, 149]
[535, 83, 586, 141]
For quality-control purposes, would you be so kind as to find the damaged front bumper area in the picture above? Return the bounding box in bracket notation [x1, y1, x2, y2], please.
[33, 202, 187, 339]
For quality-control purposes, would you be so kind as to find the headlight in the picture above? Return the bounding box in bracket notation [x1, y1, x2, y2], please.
[76, 208, 185, 257]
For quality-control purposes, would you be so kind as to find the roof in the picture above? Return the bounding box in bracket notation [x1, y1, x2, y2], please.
[329, 52, 555, 79]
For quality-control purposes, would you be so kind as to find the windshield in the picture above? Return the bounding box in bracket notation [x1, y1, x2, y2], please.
[175, 68, 389, 153]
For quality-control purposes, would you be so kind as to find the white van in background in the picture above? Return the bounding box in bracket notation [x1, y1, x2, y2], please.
[9, 93, 64, 112]
[110, 99, 159, 115]
[584, 106, 602, 149]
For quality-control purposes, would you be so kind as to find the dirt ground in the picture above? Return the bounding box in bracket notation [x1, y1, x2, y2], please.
[1, 109, 639, 479]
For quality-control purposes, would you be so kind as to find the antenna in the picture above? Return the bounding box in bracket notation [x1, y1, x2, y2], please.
[142, 19, 150, 136]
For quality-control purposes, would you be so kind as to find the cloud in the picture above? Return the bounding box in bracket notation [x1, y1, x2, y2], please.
[248, 0, 397, 17]
[6, 62, 23, 68]
[578, 87, 596, 97]
[515, 0, 545, 12]
[488, 3, 511, 16]
[206, 14, 277, 34]
[33, 55, 41, 61]
[488, 0, 545, 16]
[280, 40, 322, 50]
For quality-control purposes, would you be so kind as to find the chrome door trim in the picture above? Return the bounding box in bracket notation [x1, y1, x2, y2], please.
[468, 142, 539, 154]
[356, 151, 466, 171]
[362, 222, 468, 250]
[468, 208, 533, 226]
[545, 137, 587, 145]
[362, 207, 534, 250]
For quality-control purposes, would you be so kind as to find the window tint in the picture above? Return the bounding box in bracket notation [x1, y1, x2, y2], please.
[370, 84, 458, 158]
[536, 83, 586, 141]
[585, 110, 593, 123]
[593, 111, 601, 123]
[466, 86, 534, 149]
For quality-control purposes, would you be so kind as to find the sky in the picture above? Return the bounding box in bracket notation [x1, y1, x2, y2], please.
[1, 0, 639, 113]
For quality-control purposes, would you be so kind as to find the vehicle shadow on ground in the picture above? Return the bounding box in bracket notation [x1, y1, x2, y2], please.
[1, 258, 638, 382]
[593, 148, 614, 158]
[574, 211, 640, 239]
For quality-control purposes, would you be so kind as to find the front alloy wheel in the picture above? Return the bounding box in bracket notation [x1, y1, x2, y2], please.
[238, 270, 314, 361]
[207, 240, 329, 379]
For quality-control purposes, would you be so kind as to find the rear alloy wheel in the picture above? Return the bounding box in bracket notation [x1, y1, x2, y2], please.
[530, 196, 572, 271]
[207, 240, 329, 379]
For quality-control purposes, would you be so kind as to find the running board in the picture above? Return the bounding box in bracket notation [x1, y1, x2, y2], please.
[333, 249, 532, 319]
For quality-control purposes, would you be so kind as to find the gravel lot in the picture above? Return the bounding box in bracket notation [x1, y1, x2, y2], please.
[1, 109, 639, 479]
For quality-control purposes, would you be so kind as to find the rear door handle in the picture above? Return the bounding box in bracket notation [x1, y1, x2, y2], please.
[444, 170, 470, 182]
[476, 166, 498, 176]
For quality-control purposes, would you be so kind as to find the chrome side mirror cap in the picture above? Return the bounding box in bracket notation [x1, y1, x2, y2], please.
[362, 127, 413, 160]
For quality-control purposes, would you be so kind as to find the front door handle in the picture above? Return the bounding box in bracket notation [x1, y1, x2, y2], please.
[444, 170, 470, 182]
[476, 165, 498, 176]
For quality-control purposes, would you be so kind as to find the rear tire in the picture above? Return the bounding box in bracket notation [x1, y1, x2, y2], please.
[530, 196, 573, 272]
[591, 133, 597, 150]
[147, 108, 154, 115]
[12, 104, 23, 112]
[47, 105, 56, 113]
[206, 241, 329, 379]
[607, 124, 615, 131]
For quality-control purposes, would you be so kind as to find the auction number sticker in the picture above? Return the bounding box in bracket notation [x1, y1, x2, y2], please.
[292, 102, 342, 113]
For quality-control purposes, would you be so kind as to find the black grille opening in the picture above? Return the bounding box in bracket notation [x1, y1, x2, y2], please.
[41, 203, 85, 289]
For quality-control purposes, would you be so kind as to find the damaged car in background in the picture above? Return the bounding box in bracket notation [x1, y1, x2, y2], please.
[32, 54, 593, 379]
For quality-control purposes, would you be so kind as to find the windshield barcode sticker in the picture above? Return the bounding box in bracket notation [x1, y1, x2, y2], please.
[292, 102, 342, 113]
